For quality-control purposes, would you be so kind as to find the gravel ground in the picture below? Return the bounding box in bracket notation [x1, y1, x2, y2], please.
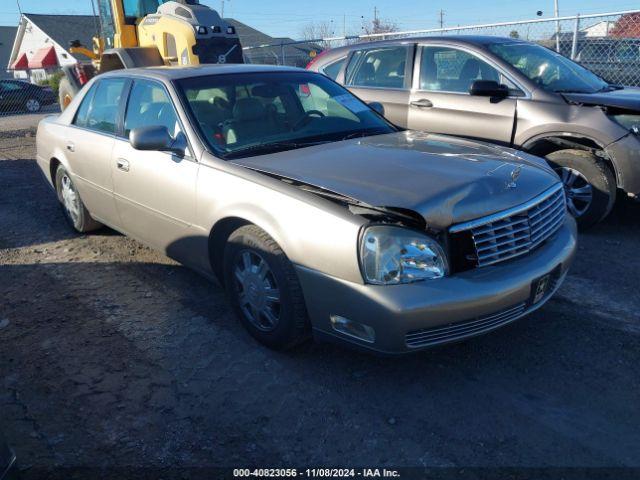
[0, 118, 639, 477]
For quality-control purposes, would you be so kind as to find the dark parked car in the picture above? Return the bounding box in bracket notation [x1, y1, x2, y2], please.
[0, 79, 56, 113]
[309, 36, 640, 228]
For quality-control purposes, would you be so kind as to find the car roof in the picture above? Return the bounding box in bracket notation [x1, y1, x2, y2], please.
[100, 63, 307, 81]
[322, 35, 522, 56]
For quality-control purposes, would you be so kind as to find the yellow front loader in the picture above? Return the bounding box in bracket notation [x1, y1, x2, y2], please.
[59, 0, 243, 109]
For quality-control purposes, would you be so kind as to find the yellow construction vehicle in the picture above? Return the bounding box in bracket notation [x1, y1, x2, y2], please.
[59, 0, 243, 109]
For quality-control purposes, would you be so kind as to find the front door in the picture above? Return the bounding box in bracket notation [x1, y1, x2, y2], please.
[343, 44, 414, 127]
[111, 79, 198, 253]
[408, 45, 521, 145]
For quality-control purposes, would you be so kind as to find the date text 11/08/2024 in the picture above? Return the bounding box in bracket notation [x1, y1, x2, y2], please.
[233, 468, 401, 478]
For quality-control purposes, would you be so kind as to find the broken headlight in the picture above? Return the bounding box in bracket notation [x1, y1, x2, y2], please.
[610, 114, 640, 135]
[360, 225, 448, 285]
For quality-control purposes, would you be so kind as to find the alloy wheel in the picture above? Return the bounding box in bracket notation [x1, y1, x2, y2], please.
[233, 250, 281, 332]
[557, 167, 593, 218]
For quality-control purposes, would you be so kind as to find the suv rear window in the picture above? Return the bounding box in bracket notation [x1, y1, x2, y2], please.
[321, 57, 346, 80]
[345, 46, 410, 89]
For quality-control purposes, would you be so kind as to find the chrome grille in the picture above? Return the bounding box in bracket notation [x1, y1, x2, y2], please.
[405, 303, 527, 348]
[451, 184, 566, 268]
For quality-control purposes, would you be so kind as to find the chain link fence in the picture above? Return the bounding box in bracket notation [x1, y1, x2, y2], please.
[243, 10, 640, 87]
[0, 78, 60, 131]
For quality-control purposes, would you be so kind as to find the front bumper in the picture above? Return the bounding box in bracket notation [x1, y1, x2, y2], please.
[296, 216, 577, 355]
[606, 133, 640, 195]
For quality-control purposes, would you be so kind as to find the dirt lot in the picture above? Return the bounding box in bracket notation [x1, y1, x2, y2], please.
[1, 116, 639, 477]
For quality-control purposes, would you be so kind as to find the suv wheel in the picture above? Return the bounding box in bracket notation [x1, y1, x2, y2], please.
[546, 149, 616, 229]
[223, 225, 310, 350]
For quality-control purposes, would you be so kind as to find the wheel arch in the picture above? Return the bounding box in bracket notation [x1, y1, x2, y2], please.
[49, 157, 62, 184]
[522, 132, 620, 186]
[207, 216, 252, 285]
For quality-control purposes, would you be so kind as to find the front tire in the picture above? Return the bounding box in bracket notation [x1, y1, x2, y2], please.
[546, 149, 616, 229]
[223, 225, 310, 350]
[55, 166, 102, 233]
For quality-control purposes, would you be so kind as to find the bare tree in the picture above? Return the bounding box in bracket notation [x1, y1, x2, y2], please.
[362, 17, 399, 38]
[300, 21, 336, 49]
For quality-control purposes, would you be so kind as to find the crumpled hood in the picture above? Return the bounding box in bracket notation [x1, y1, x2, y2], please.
[233, 131, 560, 229]
[562, 87, 640, 111]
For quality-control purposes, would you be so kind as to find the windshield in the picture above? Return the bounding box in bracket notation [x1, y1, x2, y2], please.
[488, 42, 610, 94]
[176, 72, 396, 159]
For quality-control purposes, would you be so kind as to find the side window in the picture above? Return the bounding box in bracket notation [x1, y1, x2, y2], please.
[124, 80, 182, 138]
[1, 81, 22, 91]
[321, 57, 346, 80]
[420, 46, 509, 93]
[73, 83, 98, 128]
[76, 78, 127, 134]
[346, 46, 409, 89]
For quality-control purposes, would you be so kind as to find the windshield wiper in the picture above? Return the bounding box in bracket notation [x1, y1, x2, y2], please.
[224, 140, 328, 159]
[340, 130, 387, 141]
[553, 89, 592, 94]
[597, 84, 624, 92]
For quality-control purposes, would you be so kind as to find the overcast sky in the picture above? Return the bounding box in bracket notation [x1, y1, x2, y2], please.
[1, 0, 638, 38]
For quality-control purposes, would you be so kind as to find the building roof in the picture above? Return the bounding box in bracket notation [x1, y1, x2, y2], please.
[0, 26, 18, 76]
[28, 45, 58, 68]
[23, 13, 99, 60]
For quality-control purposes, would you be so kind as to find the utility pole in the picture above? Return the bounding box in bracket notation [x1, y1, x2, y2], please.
[439, 9, 445, 29]
[221, 0, 225, 18]
[554, 0, 561, 52]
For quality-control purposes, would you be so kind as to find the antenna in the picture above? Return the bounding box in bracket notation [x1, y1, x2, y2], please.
[16, 0, 22, 15]
[439, 9, 445, 29]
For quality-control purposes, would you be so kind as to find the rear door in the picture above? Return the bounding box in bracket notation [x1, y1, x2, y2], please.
[111, 78, 198, 252]
[63, 77, 126, 226]
[408, 44, 522, 145]
[343, 44, 414, 127]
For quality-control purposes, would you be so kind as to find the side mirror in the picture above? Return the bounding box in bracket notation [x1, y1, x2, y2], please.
[130, 125, 187, 156]
[368, 101, 385, 116]
[469, 80, 509, 98]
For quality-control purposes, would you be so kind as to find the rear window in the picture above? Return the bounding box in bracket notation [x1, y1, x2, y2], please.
[321, 57, 346, 80]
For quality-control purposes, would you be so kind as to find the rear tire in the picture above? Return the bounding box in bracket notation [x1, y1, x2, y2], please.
[58, 77, 75, 111]
[54, 166, 102, 233]
[223, 225, 310, 350]
[545, 149, 616, 229]
[24, 98, 41, 113]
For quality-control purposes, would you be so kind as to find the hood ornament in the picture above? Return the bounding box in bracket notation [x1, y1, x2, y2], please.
[506, 165, 522, 189]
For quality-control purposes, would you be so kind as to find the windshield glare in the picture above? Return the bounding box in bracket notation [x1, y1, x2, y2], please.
[488, 42, 609, 94]
[177, 72, 395, 159]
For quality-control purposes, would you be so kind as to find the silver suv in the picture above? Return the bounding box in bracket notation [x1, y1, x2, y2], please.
[308, 36, 640, 228]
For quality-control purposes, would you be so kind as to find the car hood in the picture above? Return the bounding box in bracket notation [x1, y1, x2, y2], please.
[232, 131, 560, 230]
[562, 87, 640, 111]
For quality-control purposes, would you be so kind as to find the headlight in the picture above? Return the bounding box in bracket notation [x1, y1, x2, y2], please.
[360, 225, 448, 285]
[610, 114, 640, 135]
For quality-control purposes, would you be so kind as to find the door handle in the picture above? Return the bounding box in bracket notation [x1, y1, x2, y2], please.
[66, 142, 75, 152]
[116, 158, 130, 172]
[410, 99, 433, 108]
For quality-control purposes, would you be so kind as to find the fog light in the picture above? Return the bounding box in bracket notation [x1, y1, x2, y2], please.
[330, 315, 375, 343]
